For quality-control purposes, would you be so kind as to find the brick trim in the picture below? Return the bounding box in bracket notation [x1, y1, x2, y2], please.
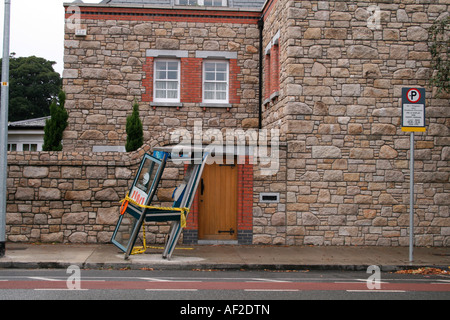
[66, 6, 260, 24]
[229, 59, 241, 105]
[142, 57, 154, 102]
[183, 159, 253, 244]
[181, 58, 202, 104]
[237, 156, 253, 232]
[269, 44, 280, 95]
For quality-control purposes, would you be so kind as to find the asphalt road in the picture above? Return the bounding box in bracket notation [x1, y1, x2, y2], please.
[0, 268, 449, 303]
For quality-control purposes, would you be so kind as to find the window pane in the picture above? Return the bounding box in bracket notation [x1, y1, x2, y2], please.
[216, 72, 226, 81]
[156, 70, 167, 80]
[205, 72, 216, 81]
[205, 83, 215, 91]
[23, 144, 30, 151]
[216, 63, 227, 72]
[216, 83, 227, 91]
[167, 81, 178, 90]
[155, 90, 166, 99]
[168, 62, 179, 71]
[205, 63, 215, 72]
[155, 81, 167, 90]
[167, 90, 178, 99]
[156, 61, 166, 71]
[167, 71, 178, 80]
[205, 91, 215, 100]
[216, 91, 226, 100]
[31, 144, 38, 151]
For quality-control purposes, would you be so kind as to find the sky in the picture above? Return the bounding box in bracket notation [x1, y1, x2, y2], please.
[0, 0, 101, 75]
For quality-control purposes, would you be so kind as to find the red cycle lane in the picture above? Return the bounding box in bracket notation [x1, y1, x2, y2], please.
[1, 280, 449, 292]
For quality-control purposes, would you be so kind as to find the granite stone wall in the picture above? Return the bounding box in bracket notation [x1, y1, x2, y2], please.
[253, 0, 449, 246]
[5, 145, 186, 244]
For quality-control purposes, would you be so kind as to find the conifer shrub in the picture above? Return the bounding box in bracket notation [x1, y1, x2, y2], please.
[125, 100, 144, 152]
[43, 91, 68, 151]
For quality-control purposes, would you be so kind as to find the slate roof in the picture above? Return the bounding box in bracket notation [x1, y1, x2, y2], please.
[8, 116, 50, 129]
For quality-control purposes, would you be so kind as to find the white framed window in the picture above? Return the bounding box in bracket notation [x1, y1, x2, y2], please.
[204, 0, 227, 6]
[23, 144, 38, 151]
[154, 59, 180, 103]
[177, 0, 227, 6]
[203, 60, 229, 104]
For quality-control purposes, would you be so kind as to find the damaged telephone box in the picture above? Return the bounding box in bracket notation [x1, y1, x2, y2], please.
[111, 146, 210, 260]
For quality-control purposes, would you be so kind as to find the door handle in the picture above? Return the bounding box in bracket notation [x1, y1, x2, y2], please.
[201, 178, 204, 195]
[218, 228, 235, 235]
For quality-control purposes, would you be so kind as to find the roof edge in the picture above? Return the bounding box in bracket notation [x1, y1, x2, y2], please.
[63, 2, 263, 13]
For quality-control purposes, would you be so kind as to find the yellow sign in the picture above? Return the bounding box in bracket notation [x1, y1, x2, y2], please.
[402, 127, 426, 132]
[1, 82, 8, 86]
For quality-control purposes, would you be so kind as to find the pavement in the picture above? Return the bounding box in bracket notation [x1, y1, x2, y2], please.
[0, 242, 449, 271]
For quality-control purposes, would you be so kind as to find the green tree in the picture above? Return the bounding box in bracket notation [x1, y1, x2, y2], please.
[429, 16, 449, 96]
[125, 100, 144, 152]
[0, 54, 61, 121]
[43, 91, 69, 151]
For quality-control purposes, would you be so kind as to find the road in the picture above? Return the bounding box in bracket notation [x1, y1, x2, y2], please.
[0, 268, 449, 302]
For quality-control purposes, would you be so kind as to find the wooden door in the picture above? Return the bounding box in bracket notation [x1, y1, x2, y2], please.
[198, 163, 238, 240]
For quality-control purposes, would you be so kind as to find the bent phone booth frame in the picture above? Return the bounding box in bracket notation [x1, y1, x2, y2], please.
[111, 146, 210, 260]
[111, 152, 168, 259]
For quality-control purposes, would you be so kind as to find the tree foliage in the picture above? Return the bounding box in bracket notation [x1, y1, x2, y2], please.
[429, 16, 449, 96]
[43, 91, 69, 151]
[0, 54, 61, 121]
[125, 100, 144, 152]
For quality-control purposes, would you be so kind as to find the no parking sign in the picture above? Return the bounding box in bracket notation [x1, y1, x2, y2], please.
[401, 87, 427, 263]
[402, 88, 426, 132]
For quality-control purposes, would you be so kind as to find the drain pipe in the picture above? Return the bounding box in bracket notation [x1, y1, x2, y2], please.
[257, 18, 264, 130]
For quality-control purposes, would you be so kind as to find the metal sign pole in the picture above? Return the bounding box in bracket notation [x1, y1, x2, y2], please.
[401, 87, 425, 263]
[409, 132, 414, 263]
[0, 0, 11, 258]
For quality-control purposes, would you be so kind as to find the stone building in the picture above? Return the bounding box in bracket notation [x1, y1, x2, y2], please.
[5, 0, 449, 247]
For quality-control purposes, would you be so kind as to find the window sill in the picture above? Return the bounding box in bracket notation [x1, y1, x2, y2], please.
[270, 91, 279, 101]
[149, 102, 233, 109]
[199, 103, 232, 108]
[150, 102, 183, 108]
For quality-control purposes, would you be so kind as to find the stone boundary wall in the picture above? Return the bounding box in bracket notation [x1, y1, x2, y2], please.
[5, 145, 183, 244]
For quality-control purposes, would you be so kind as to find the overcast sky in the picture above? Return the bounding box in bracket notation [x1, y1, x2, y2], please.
[1, 0, 101, 75]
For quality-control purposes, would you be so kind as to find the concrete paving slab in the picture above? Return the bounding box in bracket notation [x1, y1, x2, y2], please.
[0, 243, 449, 271]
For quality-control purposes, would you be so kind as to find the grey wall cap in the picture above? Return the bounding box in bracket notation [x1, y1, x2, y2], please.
[195, 51, 238, 59]
[147, 49, 189, 58]
[92, 146, 126, 152]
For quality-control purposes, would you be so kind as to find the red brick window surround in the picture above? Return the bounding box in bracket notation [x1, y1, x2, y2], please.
[143, 50, 240, 107]
[263, 30, 281, 104]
